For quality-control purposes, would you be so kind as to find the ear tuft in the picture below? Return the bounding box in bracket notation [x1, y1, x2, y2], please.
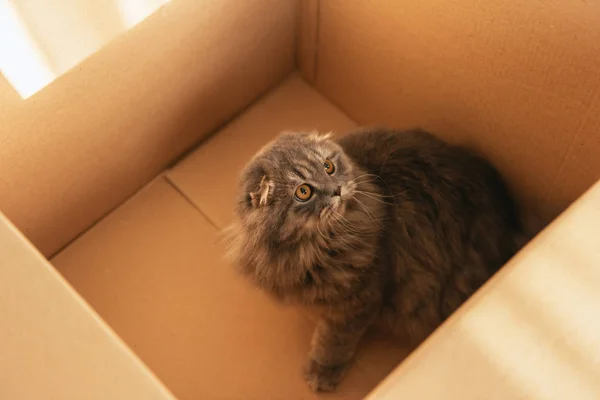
[250, 175, 273, 207]
[309, 131, 333, 142]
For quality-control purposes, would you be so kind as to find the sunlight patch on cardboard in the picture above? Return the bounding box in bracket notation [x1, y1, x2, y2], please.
[0, 0, 170, 99]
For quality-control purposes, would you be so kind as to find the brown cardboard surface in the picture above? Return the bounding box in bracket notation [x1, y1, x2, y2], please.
[311, 0, 600, 231]
[296, 0, 319, 83]
[0, 212, 175, 400]
[0, 0, 296, 257]
[0, 75, 20, 111]
[167, 74, 356, 228]
[367, 181, 600, 399]
[52, 178, 399, 399]
[6, 1, 600, 396]
[544, 97, 600, 219]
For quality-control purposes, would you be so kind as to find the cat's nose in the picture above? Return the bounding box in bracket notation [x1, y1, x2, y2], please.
[332, 186, 341, 197]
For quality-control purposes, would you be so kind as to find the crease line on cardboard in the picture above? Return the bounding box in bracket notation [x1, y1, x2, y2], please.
[2, 214, 177, 400]
[48, 174, 171, 259]
[541, 84, 600, 207]
[163, 175, 219, 230]
[312, 0, 321, 85]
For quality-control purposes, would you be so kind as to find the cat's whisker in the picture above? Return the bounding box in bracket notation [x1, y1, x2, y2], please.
[330, 212, 361, 232]
[354, 190, 395, 206]
[353, 172, 398, 206]
[326, 219, 365, 251]
[353, 174, 389, 187]
[353, 173, 382, 181]
[351, 196, 384, 228]
[356, 189, 408, 199]
[352, 177, 380, 185]
[353, 180, 380, 189]
[332, 211, 377, 236]
[352, 179, 379, 188]
[316, 220, 330, 242]
[331, 218, 367, 241]
[353, 189, 395, 199]
[352, 204, 383, 228]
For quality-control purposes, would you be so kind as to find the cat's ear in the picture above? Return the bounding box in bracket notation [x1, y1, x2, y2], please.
[308, 131, 333, 142]
[277, 130, 332, 142]
[249, 175, 273, 207]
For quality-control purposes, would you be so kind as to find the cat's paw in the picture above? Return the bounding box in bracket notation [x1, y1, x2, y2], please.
[303, 358, 351, 392]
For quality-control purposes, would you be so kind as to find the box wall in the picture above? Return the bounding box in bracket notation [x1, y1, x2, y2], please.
[296, 0, 319, 83]
[0, 212, 175, 400]
[302, 0, 600, 231]
[0, 0, 297, 256]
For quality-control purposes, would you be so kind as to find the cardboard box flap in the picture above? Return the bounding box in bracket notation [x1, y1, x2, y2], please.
[0, 213, 175, 400]
[51, 178, 405, 399]
[0, 0, 296, 257]
[367, 180, 600, 399]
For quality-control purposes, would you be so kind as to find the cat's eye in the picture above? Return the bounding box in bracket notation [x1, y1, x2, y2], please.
[295, 184, 313, 201]
[324, 159, 335, 175]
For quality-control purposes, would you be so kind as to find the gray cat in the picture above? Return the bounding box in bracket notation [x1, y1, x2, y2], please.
[224, 128, 523, 391]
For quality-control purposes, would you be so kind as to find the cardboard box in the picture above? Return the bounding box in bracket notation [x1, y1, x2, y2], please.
[1, 0, 599, 398]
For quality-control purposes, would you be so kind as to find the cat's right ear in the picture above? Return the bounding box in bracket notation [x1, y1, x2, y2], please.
[278, 130, 332, 142]
[308, 131, 333, 142]
[248, 175, 273, 208]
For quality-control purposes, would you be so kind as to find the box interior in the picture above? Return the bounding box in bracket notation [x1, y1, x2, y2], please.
[52, 76, 412, 399]
[2, 0, 600, 398]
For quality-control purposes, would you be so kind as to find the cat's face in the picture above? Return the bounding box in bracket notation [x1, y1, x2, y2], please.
[228, 131, 383, 301]
[236, 131, 360, 243]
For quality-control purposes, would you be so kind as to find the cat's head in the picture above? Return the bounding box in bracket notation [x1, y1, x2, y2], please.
[235, 131, 360, 243]
[223, 130, 382, 301]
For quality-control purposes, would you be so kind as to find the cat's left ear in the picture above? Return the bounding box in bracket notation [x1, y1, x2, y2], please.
[249, 175, 273, 207]
[308, 131, 333, 142]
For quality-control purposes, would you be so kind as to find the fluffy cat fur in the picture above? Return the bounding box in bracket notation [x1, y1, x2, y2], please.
[224, 128, 523, 392]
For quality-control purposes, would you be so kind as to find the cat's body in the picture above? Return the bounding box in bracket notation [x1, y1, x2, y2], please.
[225, 128, 522, 391]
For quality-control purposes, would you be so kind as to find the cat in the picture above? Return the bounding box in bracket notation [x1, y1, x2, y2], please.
[224, 127, 523, 392]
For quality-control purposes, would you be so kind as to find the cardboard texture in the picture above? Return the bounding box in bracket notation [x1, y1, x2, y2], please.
[0, 212, 175, 400]
[0, 75, 20, 111]
[367, 181, 600, 400]
[0, 0, 296, 257]
[52, 78, 409, 399]
[52, 177, 408, 399]
[2, 0, 600, 398]
[296, 0, 320, 83]
[310, 0, 600, 231]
